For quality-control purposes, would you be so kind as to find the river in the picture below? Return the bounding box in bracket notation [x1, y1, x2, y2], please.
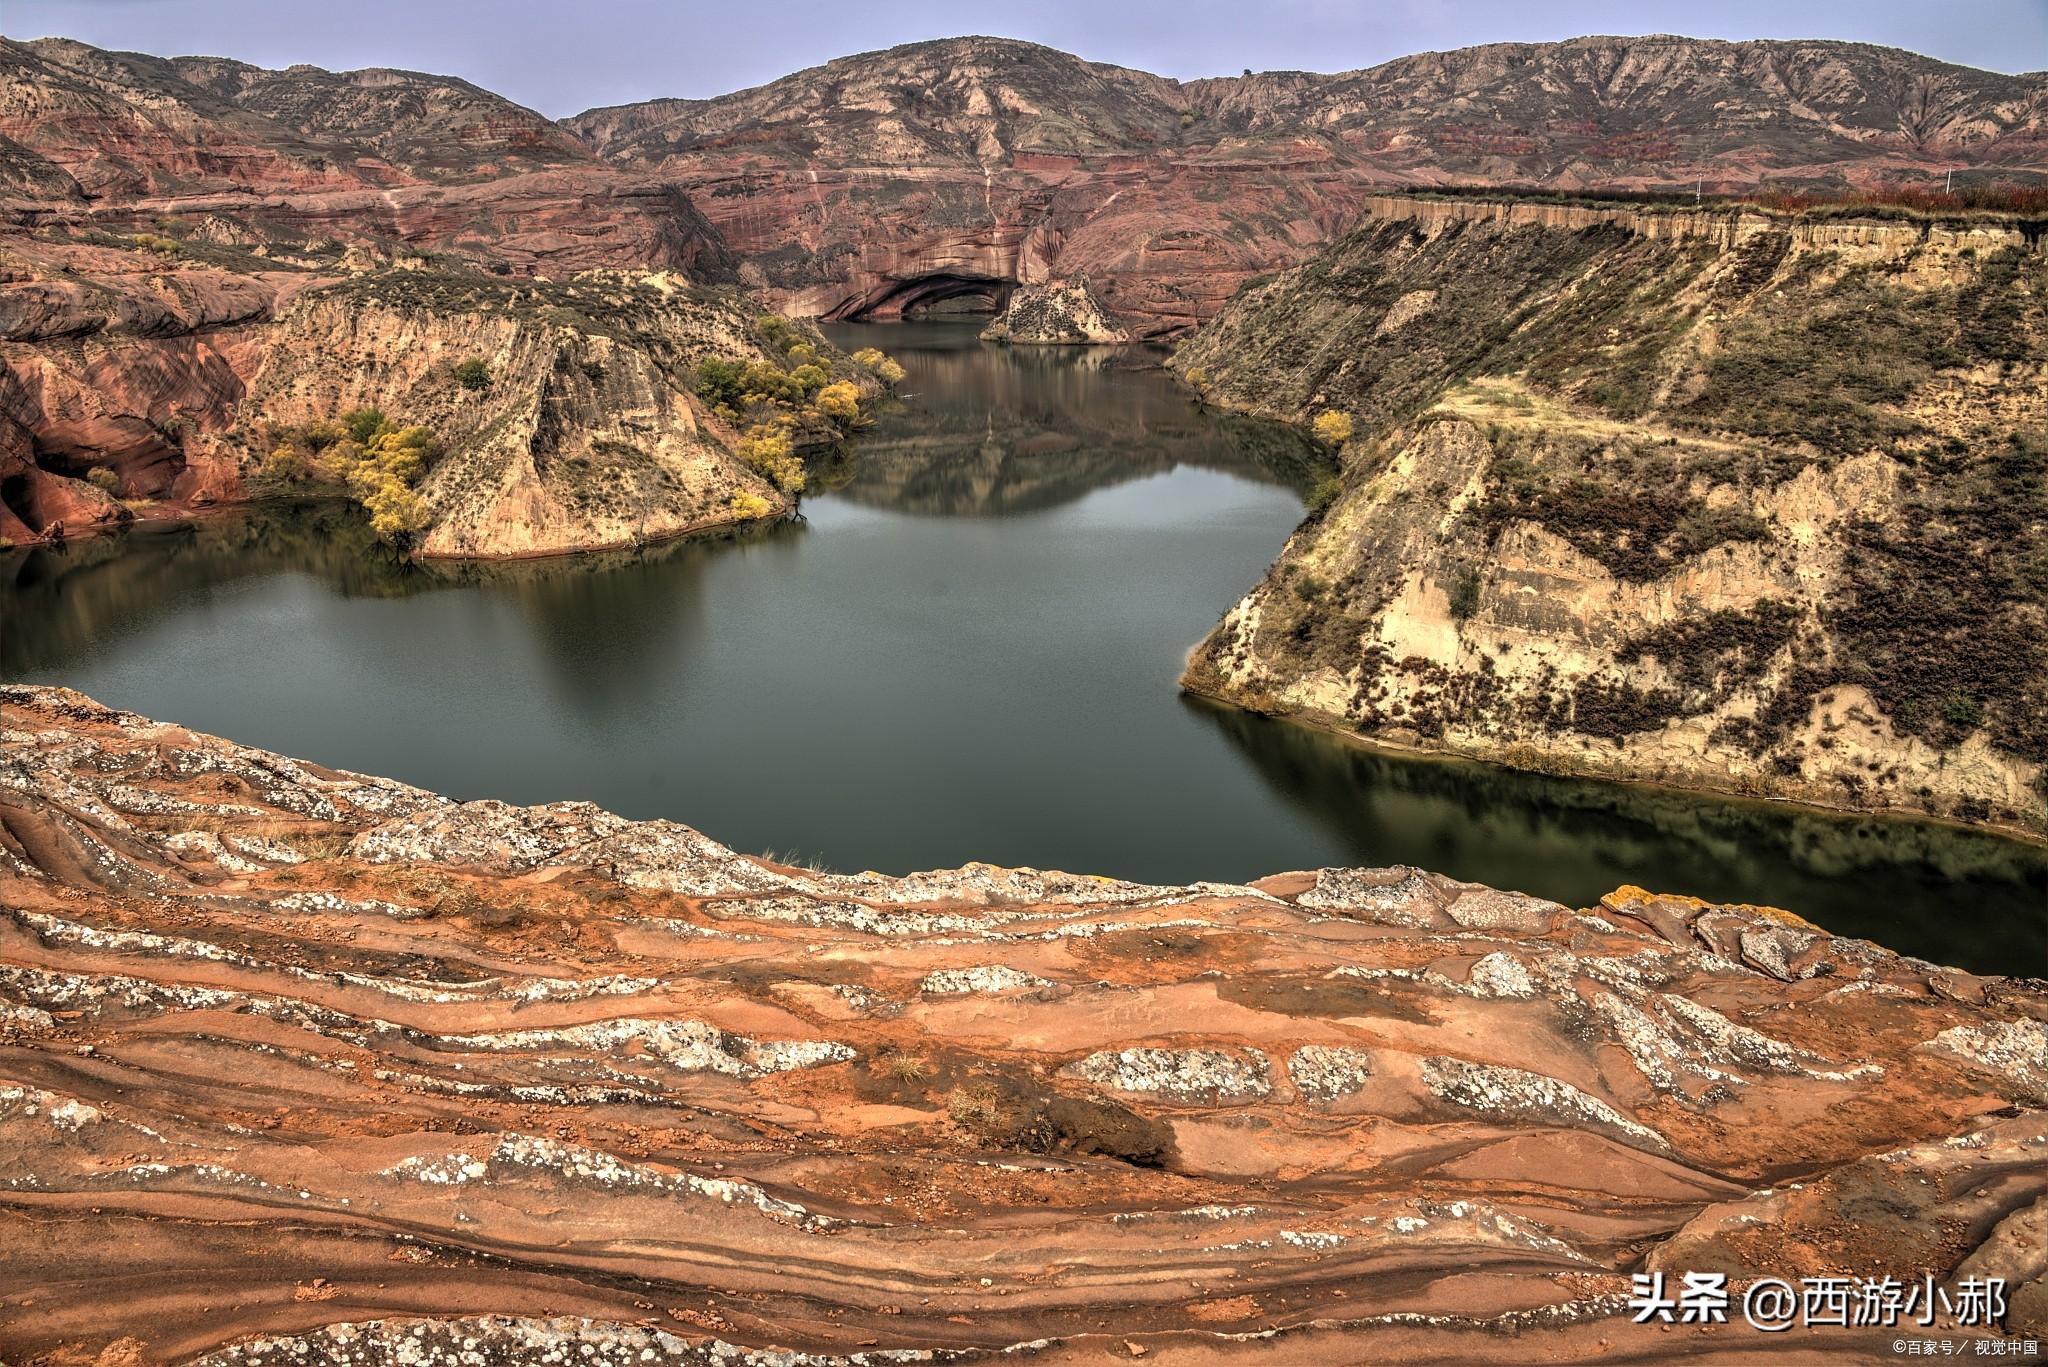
[3, 321, 2040, 972]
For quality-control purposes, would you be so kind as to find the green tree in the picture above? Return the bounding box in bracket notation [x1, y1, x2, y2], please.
[342, 407, 389, 444]
[452, 358, 491, 391]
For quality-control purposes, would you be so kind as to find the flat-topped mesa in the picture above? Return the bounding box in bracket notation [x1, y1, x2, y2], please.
[1, 683, 2044, 1363]
[980, 278, 1131, 344]
[1348, 191, 2044, 255]
[1171, 199, 2048, 835]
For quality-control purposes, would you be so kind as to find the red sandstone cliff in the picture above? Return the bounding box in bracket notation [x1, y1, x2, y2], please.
[2, 34, 2041, 337]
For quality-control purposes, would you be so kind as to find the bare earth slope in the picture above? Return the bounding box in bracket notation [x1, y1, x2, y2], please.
[0, 37, 736, 279]
[3, 35, 2042, 336]
[565, 35, 2048, 332]
[2, 686, 2046, 1362]
[1170, 195, 2048, 833]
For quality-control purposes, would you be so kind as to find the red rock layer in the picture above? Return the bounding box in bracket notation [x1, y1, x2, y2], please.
[1, 685, 2043, 1363]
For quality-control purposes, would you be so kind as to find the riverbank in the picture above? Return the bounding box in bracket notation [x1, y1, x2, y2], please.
[1168, 193, 2048, 838]
[1180, 667, 2048, 851]
[9, 326, 2041, 973]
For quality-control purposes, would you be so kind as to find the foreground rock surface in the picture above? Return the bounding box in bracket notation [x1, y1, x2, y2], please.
[0, 685, 2044, 1363]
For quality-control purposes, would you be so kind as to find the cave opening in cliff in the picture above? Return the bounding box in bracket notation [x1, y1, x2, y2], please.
[832, 273, 1012, 321]
[0, 472, 36, 535]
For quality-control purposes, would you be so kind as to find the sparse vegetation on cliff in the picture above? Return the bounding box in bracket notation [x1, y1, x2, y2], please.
[689, 318, 897, 497]
[263, 409, 437, 547]
[1170, 197, 2047, 831]
[852, 346, 907, 386]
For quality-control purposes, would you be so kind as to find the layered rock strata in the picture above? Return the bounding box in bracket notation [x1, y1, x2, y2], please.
[1, 684, 2044, 1362]
[6, 35, 2044, 339]
[1172, 195, 2048, 832]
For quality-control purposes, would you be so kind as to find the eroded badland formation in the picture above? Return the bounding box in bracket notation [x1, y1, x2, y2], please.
[3, 685, 2047, 1363]
[1, 24, 2046, 1365]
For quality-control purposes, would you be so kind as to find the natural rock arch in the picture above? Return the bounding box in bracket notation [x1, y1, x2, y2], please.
[826, 272, 1012, 322]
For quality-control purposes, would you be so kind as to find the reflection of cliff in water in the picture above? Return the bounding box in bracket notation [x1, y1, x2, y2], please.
[2, 502, 422, 677]
[1189, 697, 2048, 970]
[0, 501, 797, 687]
[819, 321, 1321, 517]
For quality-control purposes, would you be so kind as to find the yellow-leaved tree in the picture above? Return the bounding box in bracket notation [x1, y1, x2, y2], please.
[1312, 411, 1354, 447]
[341, 425, 435, 543]
[735, 420, 803, 494]
[851, 347, 906, 386]
[814, 381, 861, 428]
[263, 408, 436, 547]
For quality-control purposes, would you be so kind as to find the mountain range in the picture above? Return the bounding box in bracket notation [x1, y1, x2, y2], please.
[3, 33, 2043, 330]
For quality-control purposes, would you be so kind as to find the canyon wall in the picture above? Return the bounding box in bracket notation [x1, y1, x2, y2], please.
[2, 684, 2044, 1362]
[567, 35, 2048, 334]
[1172, 195, 2048, 833]
[5, 34, 2044, 340]
[238, 269, 796, 558]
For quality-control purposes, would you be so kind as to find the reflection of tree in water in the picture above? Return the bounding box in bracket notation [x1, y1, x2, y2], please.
[425, 517, 802, 720]
[818, 322, 1323, 517]
[1188, 697, 2046, 974]
[2, 501, 798, 698]
[2, 502, 421, 677]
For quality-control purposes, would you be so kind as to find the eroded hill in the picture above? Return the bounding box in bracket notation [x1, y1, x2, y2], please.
[0, 230, 887, 555]
[2, 34, 2042, 337]
[567, 34, 2047, 331]
[1171, 195, 2048, 832]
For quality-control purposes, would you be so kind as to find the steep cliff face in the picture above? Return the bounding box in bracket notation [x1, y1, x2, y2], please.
[1173, 197, 2047, 833]
[3, 685, 2045, 1362]
[0, 231, 307, 542]
[0, 222, 857, 556]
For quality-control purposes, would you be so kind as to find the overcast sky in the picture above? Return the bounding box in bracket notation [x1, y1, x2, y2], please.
[9, 0, 2044, 117]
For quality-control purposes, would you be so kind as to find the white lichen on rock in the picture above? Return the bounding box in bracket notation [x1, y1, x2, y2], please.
[919, 965, 1053, 995]
[1419, 1055, 1668, 1150]
[1287, 1045, 1376, 1101]
[383, 1135, 838, 1230]
[439, 1016, 853, 1078]
[1924, 1020, 2048, 1102]
[1064, 1047, 1272, 1103]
